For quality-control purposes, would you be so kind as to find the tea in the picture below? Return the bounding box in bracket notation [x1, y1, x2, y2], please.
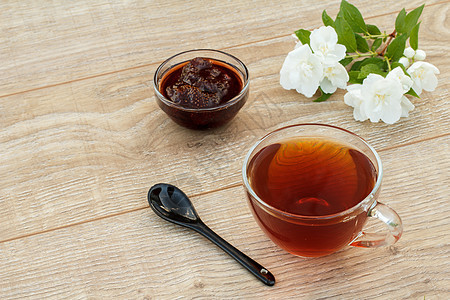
[245, 137, 377, 256]
[247, 138, 377, 216]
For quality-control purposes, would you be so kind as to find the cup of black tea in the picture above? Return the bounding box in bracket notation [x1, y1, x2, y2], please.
[153, 49, 249, 129]
[242, 124, 403, 257]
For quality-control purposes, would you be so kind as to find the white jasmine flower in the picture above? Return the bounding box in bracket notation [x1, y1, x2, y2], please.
[387, 67, 413, 93]
[398, 57, 410, 68]
[407, 61, 440, 95]
[414, 49, 426, 61]
[399, 95, 415, 118]
[344, 73, 412, 124]
[320, 61, 349, 94]
[360, 74, 404, 124]
[386, 67, 415, 118]
[344, 84, 367, 121]
[404, 47, 415, 59]
[310, 26, 346, 63]
[280, 44, 324, 98]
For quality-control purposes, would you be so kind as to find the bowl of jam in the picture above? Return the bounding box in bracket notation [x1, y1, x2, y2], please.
[153, 49, 249, 129]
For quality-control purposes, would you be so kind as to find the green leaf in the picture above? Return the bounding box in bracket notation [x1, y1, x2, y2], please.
[322, 10, 335, 27]
[363, 57, 385, 68]
[395, 8, 407, 33]
[313, 87, 333, 102]
[355, 34, 369, 52]
[386, 34, 407, 62]
[340, 57, 353, 67]
[405, 88, 420, 98]
[348, 71, 363, 84]
[366, 24, 381, 35]
[350, 60, 363, 71]
[371, 38, 382, 51]
[359, 63, 386, 79]
[294, 29, 311, 45]
[351, 57, 385, 71]
[340, 0, 367, 33]
[404, 4, 425, 36]
[335, 12, 357, 52]
[409, 22, 421, 50]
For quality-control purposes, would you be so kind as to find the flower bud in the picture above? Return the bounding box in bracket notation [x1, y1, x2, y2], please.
[404, 47, 415, 59]
[399, 57, 410, 68]
[414, 49, 426, 61]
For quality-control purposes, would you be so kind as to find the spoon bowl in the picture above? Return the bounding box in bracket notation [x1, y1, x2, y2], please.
[149, 183, 199, 225]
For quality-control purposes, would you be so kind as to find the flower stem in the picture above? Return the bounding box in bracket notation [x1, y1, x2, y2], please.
[345, 52, 377, 59]
[362, 33, 390, 40]
[385, 57, 392, 71]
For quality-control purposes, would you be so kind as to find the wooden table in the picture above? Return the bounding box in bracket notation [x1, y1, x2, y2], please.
[1, 1, 449, 298]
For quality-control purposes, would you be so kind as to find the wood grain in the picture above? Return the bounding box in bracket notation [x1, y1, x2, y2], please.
[1, 3, 449, 242]
[0, 136, 448, 299]
[0, 0, 445, 96]
[1, 0, 449, 298]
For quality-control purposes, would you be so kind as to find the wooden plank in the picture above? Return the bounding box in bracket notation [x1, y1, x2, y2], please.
[0, 136, 448, 299]
[0, 0, 443, 96]
[1, 2, 449, 242]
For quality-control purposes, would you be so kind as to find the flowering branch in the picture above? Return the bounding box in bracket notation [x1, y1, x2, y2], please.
[280, 0, 440, 124]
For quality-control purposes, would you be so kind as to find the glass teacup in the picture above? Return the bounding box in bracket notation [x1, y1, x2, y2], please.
[242, 124, 402, 257]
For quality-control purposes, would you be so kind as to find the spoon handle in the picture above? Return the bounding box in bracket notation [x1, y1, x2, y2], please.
[194, 220, 275, 286]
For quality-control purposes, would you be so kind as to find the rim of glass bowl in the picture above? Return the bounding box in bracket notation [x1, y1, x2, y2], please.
[241, 123, 383, 221]
[153, 49, 249, 112]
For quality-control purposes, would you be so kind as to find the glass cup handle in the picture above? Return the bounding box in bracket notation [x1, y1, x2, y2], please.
[350, 201, 403, 248]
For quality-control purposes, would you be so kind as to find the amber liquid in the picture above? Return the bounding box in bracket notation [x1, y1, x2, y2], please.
[246, 138, 377, 256]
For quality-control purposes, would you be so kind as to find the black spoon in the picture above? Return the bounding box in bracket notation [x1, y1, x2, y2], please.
[148, 183, 275, 286]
